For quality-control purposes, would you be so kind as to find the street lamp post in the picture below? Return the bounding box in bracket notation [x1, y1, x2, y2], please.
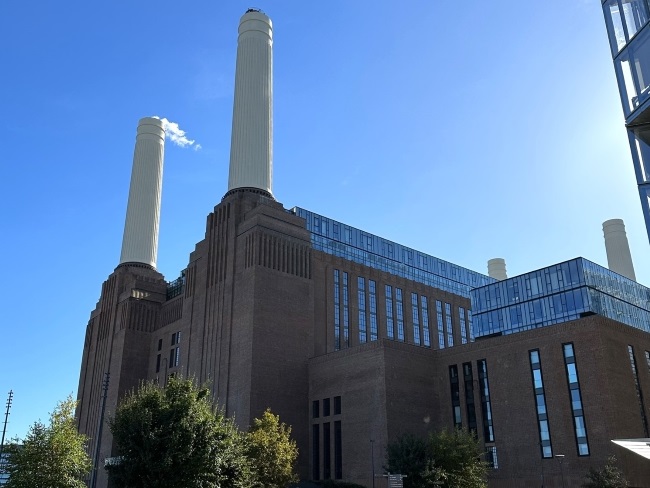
[370, 439, 375, 488]
[555, 454, 566, 488]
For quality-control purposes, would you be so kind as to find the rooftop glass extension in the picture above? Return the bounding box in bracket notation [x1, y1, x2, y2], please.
[471, 257, 650, 337]
[292, 207, 494, 298]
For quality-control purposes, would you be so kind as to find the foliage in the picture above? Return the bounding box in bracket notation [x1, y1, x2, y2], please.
[385, 433, 429, 488]
[3, 396, 91, 488]
[246, 409, 298, 488]
[582, 456, 629, 488]
[426, 428, 488, 488]
[386, 429, 488, 488]
[107, 376, 253, 488]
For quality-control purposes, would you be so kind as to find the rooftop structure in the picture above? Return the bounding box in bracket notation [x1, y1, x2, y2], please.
[471, 257, 650, 338]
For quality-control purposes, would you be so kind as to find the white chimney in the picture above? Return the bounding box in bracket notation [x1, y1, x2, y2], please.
[119, 117, 165, 268]
[488, 258, 508, 281]
[603, 219, 636, 281]
[227, 9, 273, 197]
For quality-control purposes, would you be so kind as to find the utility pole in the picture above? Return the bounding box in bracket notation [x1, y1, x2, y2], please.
[90, 373, 110, 488]
[0, 390, 13, 469]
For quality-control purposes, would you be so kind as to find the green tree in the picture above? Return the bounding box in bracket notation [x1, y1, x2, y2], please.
[246, 409, 298, 488]
[385, 433, 429, 488]
[4, 396, 91, 488]
[426, 429, 488, 488]
[386, 429, 488, 488]
[583, 456, 629, 488]
[107, 376, 253, 488]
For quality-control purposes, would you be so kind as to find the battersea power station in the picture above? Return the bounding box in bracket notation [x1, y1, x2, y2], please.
[77, 9, 650, 488]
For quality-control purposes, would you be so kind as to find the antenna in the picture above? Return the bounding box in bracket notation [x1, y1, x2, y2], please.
[0, 390, 14, 474]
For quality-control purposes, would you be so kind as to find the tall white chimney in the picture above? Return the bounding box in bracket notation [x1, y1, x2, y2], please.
[119, 117, 165, 268]
[488, 258, 508, 281]
[227, 9, 273, 197]
[602, 219, 636, 281]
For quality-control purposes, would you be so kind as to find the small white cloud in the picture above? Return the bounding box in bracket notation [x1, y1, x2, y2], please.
[152, 116, 201, 150]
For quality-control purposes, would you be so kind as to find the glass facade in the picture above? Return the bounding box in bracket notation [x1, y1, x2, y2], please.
[471, 258, 650, 338]
[602, 0, 650, 241]
[445, 303, 454, 347]
[293, 207, 494, 298]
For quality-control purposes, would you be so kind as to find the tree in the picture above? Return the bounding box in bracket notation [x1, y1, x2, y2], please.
[386, 429, 488, 488]
[246, 409, 298, 488]
[385, 433, 429, 488]
[107, 376, 253, 488]
[426, 429, 488, 488]
[583, 456, 629, 488]
[4, 396, 91, 488]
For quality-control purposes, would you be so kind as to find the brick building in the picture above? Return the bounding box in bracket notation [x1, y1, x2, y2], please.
[76, 9, 650, 488]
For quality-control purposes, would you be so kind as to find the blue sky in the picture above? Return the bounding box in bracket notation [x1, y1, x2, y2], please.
[1, 0, 648, 439]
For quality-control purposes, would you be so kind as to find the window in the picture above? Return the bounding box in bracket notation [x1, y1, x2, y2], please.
[358, 277, 367, 343]
[169, 348, 175, 367]
[411, 293, 421, 345]
[449, 365, 462, 428]
[628, 345, 649, 436]
[323, 398, 331, 417]
[156, 354, 161, 373]
[530, 349, 553, 458]
[323, 423, 331, 479]
[369, 280, 378, 341]
[487, 446, 498, 469]
[334, 396, 341, 415]
[463, 362, 477, 431]
[334, 421, 342, 479]
[563, 343, 589, 456]
[421, 296, 431, 347]
[437, 301, 445, 349]
[459, 307, 468, 344]
[334, 270, 341, 350]
[343, 273, 350, 347]
[445, 303, 454, 347]
[604, 0, 649, 53]
[396, 288, 405, 341]
[312, 424, 320, 480]
[171, 331, 181, 346]
[386, 285, 395, 339]
[313, 400, 320, 419]
[477, 360, 495, 442]
[158, 338, 162, 351]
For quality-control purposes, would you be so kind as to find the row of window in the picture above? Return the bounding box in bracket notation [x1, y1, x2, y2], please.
[155, 331, 182, 373]
[313, 397, 342, 419]
[527, 345, 589, 458]
[334, 270, 472, 350]
[449, 361, 497, 468]
[312, 421, 342, 481]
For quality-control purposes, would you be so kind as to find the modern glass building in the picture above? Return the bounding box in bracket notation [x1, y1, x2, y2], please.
[602, 0, 650, 242]
[292, 207, 495, 298]
[471, 257, 650, 337]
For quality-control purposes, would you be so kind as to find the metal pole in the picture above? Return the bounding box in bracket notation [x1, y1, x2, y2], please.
[90, 373, 110, 488]
[555, 454, 566, 488]
[0, 390, 13, 476]
[370, 439, 375, 488]
[0, 391, 13, 456]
